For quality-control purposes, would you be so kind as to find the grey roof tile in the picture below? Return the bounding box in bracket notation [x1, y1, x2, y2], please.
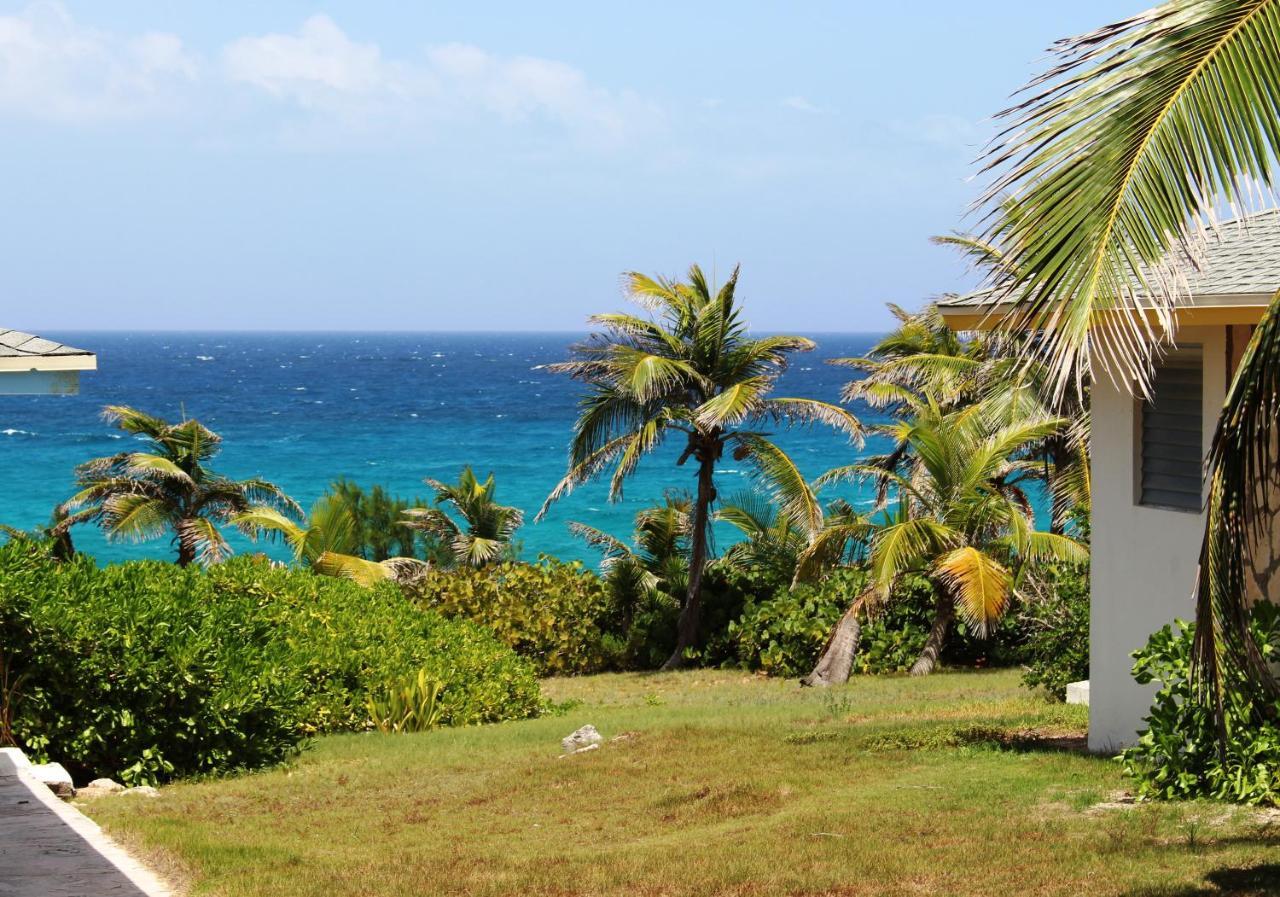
[942, 207, 1280, 308]
[0, 329, 93, 358]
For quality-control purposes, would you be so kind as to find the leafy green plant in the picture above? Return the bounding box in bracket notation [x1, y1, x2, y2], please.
[731, 574, 853, 677]
[0, 541, 541, 784]
[366, 670, 445, 734]
[1017, 562, 1090, 700]
[407, 557, 621, 675]
[1121, 606, 1280, 806]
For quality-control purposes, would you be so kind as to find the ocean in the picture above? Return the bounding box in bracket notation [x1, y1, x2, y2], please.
[0, 332, 891, 566]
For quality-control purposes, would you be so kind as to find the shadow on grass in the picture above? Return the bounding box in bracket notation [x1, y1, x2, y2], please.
[1123, 863, 1280, 896]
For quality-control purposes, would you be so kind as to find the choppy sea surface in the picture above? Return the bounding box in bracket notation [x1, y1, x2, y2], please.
[0, 332, 892, 565]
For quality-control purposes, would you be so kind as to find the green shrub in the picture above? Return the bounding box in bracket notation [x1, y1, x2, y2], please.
[0, 541, 540, 784]
[731, 568, 1024, 678]
[408, 557, 621, 675]
[1017, 562, 1090, 699]
[730, 570, 858, 676]
[1120, 606, 1280, 806]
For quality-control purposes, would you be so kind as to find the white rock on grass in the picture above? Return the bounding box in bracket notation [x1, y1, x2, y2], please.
[561, 724, 603, 754]
[122, 785, 160, 798]
[29, 762, 76, 799]
[77, 778, 127, 799]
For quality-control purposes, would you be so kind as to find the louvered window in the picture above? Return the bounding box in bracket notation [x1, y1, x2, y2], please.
[1138, 347, 1203, 512]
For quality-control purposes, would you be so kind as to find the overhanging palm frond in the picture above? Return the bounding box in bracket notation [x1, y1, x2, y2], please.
[980, 0, 1280, 397]
[1194, 295, 1280, 712]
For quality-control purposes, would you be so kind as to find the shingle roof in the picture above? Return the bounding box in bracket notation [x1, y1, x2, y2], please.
[0, 330, 93, 359]
[941, 207, 1280, 308]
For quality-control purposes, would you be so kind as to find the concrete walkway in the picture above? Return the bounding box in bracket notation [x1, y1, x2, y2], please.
[0, 749, 173, 896]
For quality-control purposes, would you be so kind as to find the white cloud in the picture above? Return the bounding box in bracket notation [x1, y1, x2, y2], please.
[223, 17, 656, 148]
[223, 15, 423, 111]
[782, 95, 822, 114]
[0, 1, 197, 122]
[0, 7, 656, 149]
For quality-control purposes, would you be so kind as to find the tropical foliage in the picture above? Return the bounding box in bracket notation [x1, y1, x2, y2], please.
[802, 398, 1087, 677]
[233, 495, 430, 587]
[407, 557, 621, 676]
[540, 263, 863, 667]
[1122, 607, 1280, 806]
[58, 406, 298, 566]
[404, 467, 524, 569]
[973, 0, 1280, 733]
[0, 539, 540, 783]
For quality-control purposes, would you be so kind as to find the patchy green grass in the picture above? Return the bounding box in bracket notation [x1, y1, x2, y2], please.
[86, 669, 1280, 896]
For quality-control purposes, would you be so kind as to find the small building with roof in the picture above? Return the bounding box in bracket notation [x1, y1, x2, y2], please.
[0, 329, 97, 396]
[937, 208, 1279, 751]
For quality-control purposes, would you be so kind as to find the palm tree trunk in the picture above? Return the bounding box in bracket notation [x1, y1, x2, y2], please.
[801, 604, 862, 687]
[176, 534, 196, 567]
[663, 451, 716, 670]
[909, 586, 954, 677]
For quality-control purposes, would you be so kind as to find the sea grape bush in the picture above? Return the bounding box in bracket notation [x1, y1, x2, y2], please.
[0, 540, 540, 784]
[408, 557, 622, 675]
[1121, 607, 1280, 806]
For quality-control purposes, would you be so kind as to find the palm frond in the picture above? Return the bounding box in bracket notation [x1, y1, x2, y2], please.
[980, 0, 1280, 396]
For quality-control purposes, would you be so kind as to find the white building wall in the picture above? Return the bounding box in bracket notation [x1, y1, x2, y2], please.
[1088, 324, 1226, 752]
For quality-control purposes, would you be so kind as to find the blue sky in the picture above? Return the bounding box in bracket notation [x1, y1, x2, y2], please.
[0, 1, 1127, 332]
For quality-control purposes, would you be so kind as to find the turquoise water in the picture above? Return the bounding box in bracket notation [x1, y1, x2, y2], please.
[0, 332, 891, 565]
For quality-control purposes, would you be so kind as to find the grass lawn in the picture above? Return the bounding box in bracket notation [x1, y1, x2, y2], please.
[86, 669, 1280, 896]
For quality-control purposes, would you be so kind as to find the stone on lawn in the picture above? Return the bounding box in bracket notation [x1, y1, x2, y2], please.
[561, 724, 603, 754]
[1066, 680, 1090, 706]
[78, 778, 127, 799]
[123, 785, 160, 798]
[29, 762, 76, 799]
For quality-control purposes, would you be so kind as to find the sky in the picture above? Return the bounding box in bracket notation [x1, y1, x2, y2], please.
[0, 1, 1130, 333]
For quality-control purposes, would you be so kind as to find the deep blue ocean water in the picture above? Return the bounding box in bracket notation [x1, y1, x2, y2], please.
[0, 332, 892, 565]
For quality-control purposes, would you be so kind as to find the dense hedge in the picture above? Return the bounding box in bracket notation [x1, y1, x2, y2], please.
[0, 542, 540, 784]
[407, 558, 621, 675]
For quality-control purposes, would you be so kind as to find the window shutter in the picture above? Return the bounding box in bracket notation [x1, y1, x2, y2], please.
[1139, 347, 1203, 511]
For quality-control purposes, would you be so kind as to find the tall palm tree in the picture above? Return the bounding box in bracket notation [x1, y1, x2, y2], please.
[403, 467, 524, 569]
[232, 495, 430, 586]
[800, 399, 1087, 680]
[540, 263, 864, 668]
[973, 0, 1280, 717]
[60, 405, 298, 566]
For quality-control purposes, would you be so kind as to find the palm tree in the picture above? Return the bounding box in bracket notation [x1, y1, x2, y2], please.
[540, 263, 864, 669]
[232, 495, 431, 586]
[403, 467, 524, 569]
[59, 406, 298, 566]
[571, 493, 692, 620]
[800, 398, 1087, 680]
[973, 0, 1280, 717]
[835, 301, 1091, 534]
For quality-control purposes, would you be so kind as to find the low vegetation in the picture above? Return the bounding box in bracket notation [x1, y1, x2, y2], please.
[86, 670, 1280, 897]
[0, 540, 540, 784]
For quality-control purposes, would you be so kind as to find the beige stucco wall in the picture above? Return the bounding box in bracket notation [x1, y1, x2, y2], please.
[1088, 325, 1227, 752]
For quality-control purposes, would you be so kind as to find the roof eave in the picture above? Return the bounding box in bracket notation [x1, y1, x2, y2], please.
[0, 353, 98, 373]
[937, 292, 1274, 332]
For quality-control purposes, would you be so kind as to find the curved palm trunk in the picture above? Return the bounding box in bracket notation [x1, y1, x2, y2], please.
[663, 453, 716, 670]
[801, 604, 862, 687]
[909, 586, 954, 677]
